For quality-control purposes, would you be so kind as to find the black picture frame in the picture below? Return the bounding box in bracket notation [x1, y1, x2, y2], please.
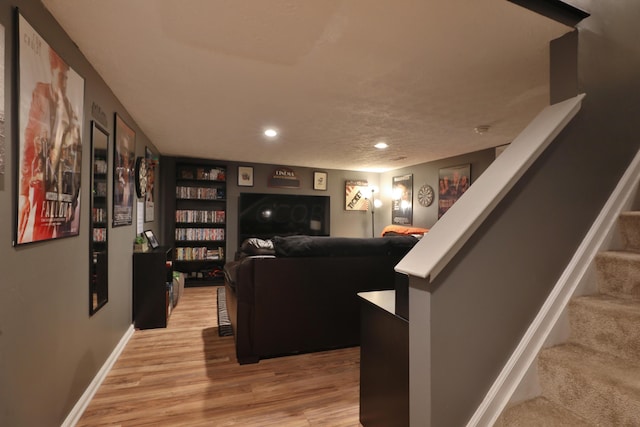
[112, 114, 135, 227]
[144, 146, 156, 222]
[392, 174, 413, 225]
[144, 229, 159, 249]
[14, 12, 85, 245]
[313, 171, 328, 191]
[438, 164, 471, 218]
[238, 166, 254, 187]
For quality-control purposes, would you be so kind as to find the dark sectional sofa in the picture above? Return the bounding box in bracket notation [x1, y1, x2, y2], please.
[223, 235, 418, 364]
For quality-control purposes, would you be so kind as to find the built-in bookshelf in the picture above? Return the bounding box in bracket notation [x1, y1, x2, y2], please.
[171, 160, 227, 286]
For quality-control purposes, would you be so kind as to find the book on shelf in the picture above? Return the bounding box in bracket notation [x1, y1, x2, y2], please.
[94, 159, 107, 174]
[175, 228, 225, 241]
[93, 228, 106, 242]
[179, 167, 226, 182]
[175, 209, 225, 224]
[175, 246, 225, 261]
[92, 207, 106, 222]
[95, 181, 107, 197]
[176, 186, 225, 200]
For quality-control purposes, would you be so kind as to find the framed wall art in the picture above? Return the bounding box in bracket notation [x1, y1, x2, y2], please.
[14, 13, 85, 245]
[0, 23, 5, 176]
[313, 171, 327, 191]
[113, 114, 136, 226]
[438, 164, 471, 218]
[144, 146, 156, 222]
[392, 174, 413, 225]
[345, 179, 369, 211]
[238, 166, 254, 187]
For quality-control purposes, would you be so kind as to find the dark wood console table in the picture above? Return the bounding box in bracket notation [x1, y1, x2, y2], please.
[358, 290, 409, 427]
[133, 246, 173, 329]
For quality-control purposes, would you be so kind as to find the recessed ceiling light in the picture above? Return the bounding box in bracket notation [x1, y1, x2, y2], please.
[374, 142, 388, 149]
[264, 128, 278, 138]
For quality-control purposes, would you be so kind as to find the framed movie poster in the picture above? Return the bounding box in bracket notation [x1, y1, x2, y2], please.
[0, 23, 5, 176]
[15, 14, 84, 245]
[392, 174, 413, 225]
[345, 179, 369, 211]
[438, 164, 471, 218]
[144, 147, 156, 222]
[113, 114, 135, 226]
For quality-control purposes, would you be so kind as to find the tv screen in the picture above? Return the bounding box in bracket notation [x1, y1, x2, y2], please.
[238, 193, 330, 243]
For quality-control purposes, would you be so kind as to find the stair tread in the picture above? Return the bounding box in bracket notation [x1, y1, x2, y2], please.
[572, 293, 640, 313]
[540, 343, 640, 425]
[496, 397, 593, 426]
[597, 249, 640, 259]
[569, 293, 640, 362]
[541, 343, 640, 390]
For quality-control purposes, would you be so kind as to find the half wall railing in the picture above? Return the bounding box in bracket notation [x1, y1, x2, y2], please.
[395, 93, 585, 283]
[394, 92, 585, 427]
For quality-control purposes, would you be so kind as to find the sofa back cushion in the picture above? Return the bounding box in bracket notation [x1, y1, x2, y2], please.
[272, 235, 418, 257]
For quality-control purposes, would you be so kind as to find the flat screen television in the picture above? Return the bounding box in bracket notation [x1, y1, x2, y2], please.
[238, 193, 330, 243]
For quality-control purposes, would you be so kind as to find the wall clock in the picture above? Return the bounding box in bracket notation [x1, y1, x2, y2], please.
[418, 184, 434, 207]
[134, 156, 148, 198]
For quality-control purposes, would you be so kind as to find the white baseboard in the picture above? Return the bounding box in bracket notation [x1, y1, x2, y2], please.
[62, 325, 135, 427]
[467, 149, 640, 427]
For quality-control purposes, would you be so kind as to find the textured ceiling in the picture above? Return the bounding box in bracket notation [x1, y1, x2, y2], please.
[41, 0, 570, 172]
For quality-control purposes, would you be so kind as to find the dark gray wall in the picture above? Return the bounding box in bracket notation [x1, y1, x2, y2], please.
[380, 149, 496, 232]
[223, 162, 382, 254]
[0, 1, 161, 425]
[0, 3, 496, 425]
[412, 1, 640, 425]
[160, 149, 495, 259]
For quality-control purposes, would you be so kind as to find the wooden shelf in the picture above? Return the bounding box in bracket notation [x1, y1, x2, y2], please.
[164, 157, 228, 289]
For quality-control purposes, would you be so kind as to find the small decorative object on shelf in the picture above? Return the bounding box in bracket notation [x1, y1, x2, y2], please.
[133, 234, 148, 252]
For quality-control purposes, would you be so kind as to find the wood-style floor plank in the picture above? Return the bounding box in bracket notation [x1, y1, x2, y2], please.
[77, 286, 363, 426]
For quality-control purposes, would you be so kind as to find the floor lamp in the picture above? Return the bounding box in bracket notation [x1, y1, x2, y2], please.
[370, 188, 376, 238]
[367, 187, 381, 238]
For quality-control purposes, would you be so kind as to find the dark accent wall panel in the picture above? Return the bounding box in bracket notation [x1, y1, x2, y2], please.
[550, 30, 579, 104]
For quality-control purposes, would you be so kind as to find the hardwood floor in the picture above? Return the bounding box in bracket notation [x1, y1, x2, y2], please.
[78, 286, 363, 426]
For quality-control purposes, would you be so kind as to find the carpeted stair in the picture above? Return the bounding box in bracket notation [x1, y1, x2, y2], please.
[496, 211, 640, 426]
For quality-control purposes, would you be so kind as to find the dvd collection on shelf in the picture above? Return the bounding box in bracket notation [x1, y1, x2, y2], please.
[175, 246, 224, 261]
[171, 159, 228, 286]
[92, 207, 106, 223]
[93, 228, 106, 242]
[175, 186, 225, 200]
[94, 181, 107, 197]
[94, 159, 107, 174]
[175, 228, 225, 241]
[175, 209, 225, 223]
[179, 167, 226, 181]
